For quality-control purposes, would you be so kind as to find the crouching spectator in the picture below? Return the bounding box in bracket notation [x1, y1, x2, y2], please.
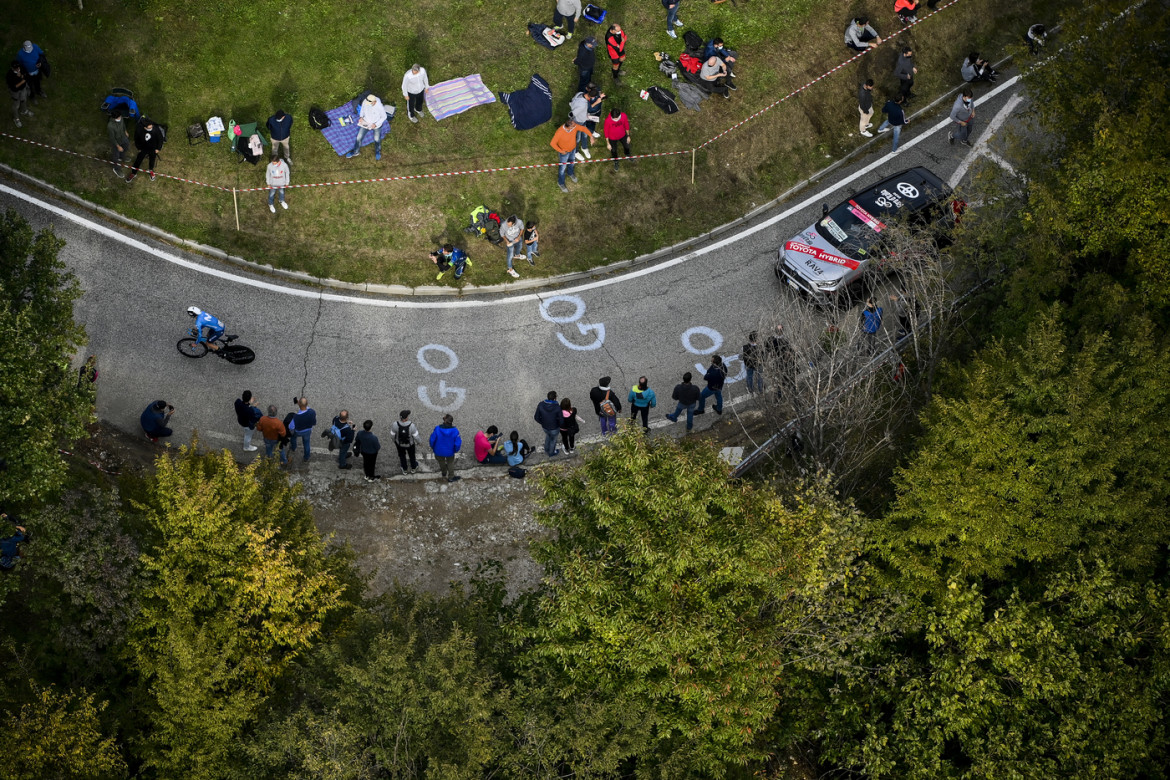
[961, 52, 998, 83]
[1025, 23, 1047, 54]
[844, 16, 881, 52]
[700, 56, 731, 99]
[141, 400, 174, 442]
[475, 425, 508, 465]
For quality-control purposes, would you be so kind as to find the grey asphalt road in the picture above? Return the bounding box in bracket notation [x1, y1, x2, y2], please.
[1, 78, 1026, 469]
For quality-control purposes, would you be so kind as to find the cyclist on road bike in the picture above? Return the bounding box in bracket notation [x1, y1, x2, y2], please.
[187, 306, 225, 352]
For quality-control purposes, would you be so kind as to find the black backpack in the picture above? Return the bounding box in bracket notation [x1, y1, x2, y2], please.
[308, 106, 330, 130]
[395, 421, 413, 447]
[648, 86, 679, 114]
[683, 30, 705, 57]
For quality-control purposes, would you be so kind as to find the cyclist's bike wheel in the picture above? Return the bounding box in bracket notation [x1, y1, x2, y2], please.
[218, 345, 256, 365]
[177, 337, 208, 358]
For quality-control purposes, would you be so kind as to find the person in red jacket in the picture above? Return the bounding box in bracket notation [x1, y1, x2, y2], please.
[894, 0, 919, 24]
[603, 107, 631, 171]
[605, 24, 627, 82]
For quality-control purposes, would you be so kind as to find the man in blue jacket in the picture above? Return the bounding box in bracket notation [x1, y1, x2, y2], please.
[877, 94, 908, 152]
[429, 414, 463, 482]
[141, 400, 174, 442]
[694, 355, 726, 416]
[534, 391, 563, 457]
[288, 397, 317, 462]
[16, 41, 45, 100]
[267, 109, 292, 162]
[327, 409, 356, 469]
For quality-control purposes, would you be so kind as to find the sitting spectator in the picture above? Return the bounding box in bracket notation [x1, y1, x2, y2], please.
[703, 38, 738, 88]
[140, 400, 174, 442]
[700, 56, 732, 99]
[961, 53, 997, 83]
[845, 16, 882, 52]
[346, 93, 389, 161]
[1025, 23, 1047, 54]
[894, 0, 919, 24]
[0, 509, 27, 570]
[475, 425, 508, 464]
[503, 430, 530, 467]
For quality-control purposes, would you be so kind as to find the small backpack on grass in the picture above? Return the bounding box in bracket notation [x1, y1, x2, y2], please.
[309, 107, 330, 130]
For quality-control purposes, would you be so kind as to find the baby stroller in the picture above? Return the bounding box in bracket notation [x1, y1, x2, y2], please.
[464, 205, 504, 245]
[100, 87, 140, 120]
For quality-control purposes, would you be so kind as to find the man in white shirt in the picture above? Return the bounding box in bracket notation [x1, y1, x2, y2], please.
[401, 64, 430, 123]
[346, 93, 389, 160]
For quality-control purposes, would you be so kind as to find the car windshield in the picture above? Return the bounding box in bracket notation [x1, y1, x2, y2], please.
[814, 178, 939, 258]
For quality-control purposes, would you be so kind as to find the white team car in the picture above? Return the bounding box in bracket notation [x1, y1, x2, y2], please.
[776, 167, 959, 301]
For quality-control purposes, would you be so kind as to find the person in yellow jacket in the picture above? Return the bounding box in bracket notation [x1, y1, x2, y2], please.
[550, 118, 590, 193]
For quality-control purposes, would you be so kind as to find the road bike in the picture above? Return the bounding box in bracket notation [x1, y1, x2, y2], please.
[176, 330, 256, 364]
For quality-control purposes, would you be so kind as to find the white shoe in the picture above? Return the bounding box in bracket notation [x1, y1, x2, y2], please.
[865, 122, 873, 129]
[591, 131, 600, 138]
[244, 445, 258, 452]
[13, 119, 20, 128]
[269, 204, 276, 213]
[575, 151, 585, 161]
[582, 148, 591, 159]
[280, 200, 288, 210]
[878, 127, 889, 133]
[666, 30, 677, 38]
[860, 130, 873, 137]
[675, 19, 684, 26]
[507, 268, 520, 278]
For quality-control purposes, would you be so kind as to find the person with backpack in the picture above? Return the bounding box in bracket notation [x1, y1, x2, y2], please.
[560, 398, 582, 454]
[126, 117, 165, 183]
[391, 410, 421, 474]
[742, 332, 764, 395]
[664, 371, 702, 431]
[234, 390, 263, 452]
[534, 391, 563, 457]
[256, 404, 288, 464]
[628, 376, 657, 430]
[605, 24, 627, 81]
[326, 410, 356, 469]
[267, 109, 293, 161]
[603, 107, 631, 171]
[589, 375, 622, 435]
[663, 0, 683, 38]
[550, 117, 589, 193]
[428, 414, 462, 483]
[354, 419, 382, 481]
[694, 355, 726, 416]
[288, 397, 317, 462]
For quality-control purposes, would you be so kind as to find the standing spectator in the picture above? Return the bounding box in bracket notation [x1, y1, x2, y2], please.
[265, 155, 290, 213]
[329, 410, 356, 469]
[288, 397, 317, 462]
[140, 400, 174, 442]
[857, 79, 875, 138]
[895, 47, 917, 101]
[1025, 24, 1047, 55]
[126, 117, 165, 183]
[475, 425, 508, 465]
[845, 16, 881, 52]
[554, 0, 582, 39]
[961, 53, 997, 83]
[584, 85, 605, 138]
[665, 371, 702, 430]
[605, 24, 627, 81]
[256, 404, 288, 464]
[560, 398, 581, 454]
[948, 87, 976, 147]
[16, 41, 45, 100]
[523, 220, 540, 265]
[766, 324, 798, 400]
[77, 355, 98, 389]
[267, 109, 293, 161]
[694, 356, 726, 416]
[551, 117, 589, 193]
[603, 107, 631, 171]
[742, 332, 764, 394]
[0, 511, 27, 571]
[428, 414, 462, 483]
[355, 420, 382, 481]
[574, 37, 597, 96]
[107, 110, 129, 176]
[534, 391, 562, 457]
[894, 0, 919, 25]
[346, 93, 388, 161]
[663, 0, 683, 38]
[589, 375, 622, 435]
[700, 56, 732, 99]
[391, 410, 421, 474]
[504, 430, 529, 467]
[569, 89, 592, 160]
[402, 63, 430, 123]
[628, 376, 656, 430]
[703, 38, 738, 88]
[862, 298, 884, 351]
[234, 390, 262, 452]
[877, 95, 908, 152]
[7, 61, 30, 128]
[502, 215, 523, 278]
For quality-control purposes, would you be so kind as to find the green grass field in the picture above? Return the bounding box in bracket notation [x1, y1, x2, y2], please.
[2, 0, 1068, 287]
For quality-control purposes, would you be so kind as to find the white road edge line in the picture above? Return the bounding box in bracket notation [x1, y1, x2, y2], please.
[0, 76, 1020, 310]
[948, 94, 1025, 189]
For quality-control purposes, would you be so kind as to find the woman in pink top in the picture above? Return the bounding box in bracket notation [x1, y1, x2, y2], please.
[603, 107, 631, 171]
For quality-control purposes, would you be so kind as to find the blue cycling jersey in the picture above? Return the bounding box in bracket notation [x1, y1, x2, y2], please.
[194, 311, 224, 342]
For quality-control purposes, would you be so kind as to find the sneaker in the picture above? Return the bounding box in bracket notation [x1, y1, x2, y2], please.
[375, 151, 381, 161]
[149, 172, 157, 181]
[960, 140, 971, 147]
[666, 414, 677, 423]
[402, 468, 409, 475]
[575, 151, 585, 162]
[436, 270, 447, 280]
[527, 256, 536, 266]
[565, 32, 573, 39]
[269, 203, 276, 213]
[409, 113, 419, 123]
[866, 122, 873, 128]
[693, 409, 706, 416]
[125, 173, 136, 183]
[568, 174, 578, 184]
[507, 268, 520, 278]
[364, 476, 374, 483]
[410, 467, 419, 474]
[280, 200, 288, 210]
[345, 150, 359, 158]
[860, 130, 873, 137]
[948, 131, 954, 145]
[666, 30, 677, 38]
[715, 408, 723, 415]
[582, 148, 591, 159]
[339, 464, 353, 470]
[111, 166, 121, 176]
[878, 127, 889, 133]
[244, 445, 258, 452]
[675, 18, 684, 26]
[13, 119, 20, 128]
[448, 475, 462, 483]
[722, 91, 731, 99]
[727, 82, 737, 91]
[591, 131, 601, 138]
[21, 109, 33, 116]
[559, 183, 569, 193]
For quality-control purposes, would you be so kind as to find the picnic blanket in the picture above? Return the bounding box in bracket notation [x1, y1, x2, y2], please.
[426, 75, 496, 121]
[500, 74, 553, 131]
[319, 101, 363, 156]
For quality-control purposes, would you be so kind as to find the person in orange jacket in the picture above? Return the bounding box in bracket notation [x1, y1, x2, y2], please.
[550, 117, 590, 193]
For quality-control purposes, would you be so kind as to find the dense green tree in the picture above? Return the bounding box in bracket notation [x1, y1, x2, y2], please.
[1, 683, 127, 780]
[128, 447, 344, 779]
[0, 210, 90, 506]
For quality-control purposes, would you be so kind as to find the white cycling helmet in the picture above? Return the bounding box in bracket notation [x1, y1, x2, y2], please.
[187, 306, 203, 317]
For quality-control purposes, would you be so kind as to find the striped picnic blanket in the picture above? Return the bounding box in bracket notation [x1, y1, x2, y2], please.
[425, 75, 496, 121]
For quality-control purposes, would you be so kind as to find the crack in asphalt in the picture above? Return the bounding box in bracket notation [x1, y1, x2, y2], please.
[300, 291, 325, 397]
